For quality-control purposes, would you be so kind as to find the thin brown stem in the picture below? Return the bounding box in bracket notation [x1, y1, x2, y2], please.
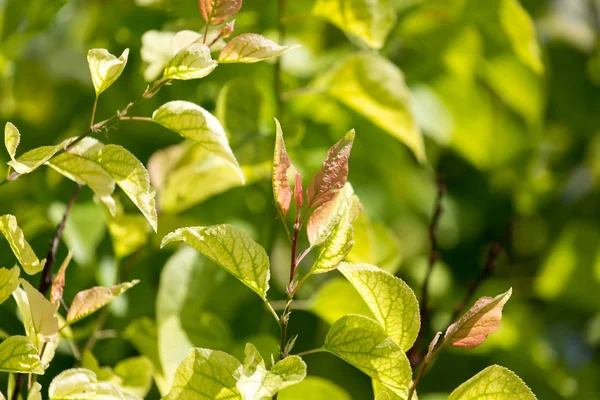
[90, 96, 99, 129]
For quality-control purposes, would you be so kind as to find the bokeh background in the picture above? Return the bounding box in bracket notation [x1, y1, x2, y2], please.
[1, 0, 599, 399]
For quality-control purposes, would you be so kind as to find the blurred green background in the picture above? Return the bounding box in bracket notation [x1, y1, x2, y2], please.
[1, 0, 599, 399]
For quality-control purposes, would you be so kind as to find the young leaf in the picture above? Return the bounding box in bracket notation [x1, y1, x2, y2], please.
[307, 184, 358, 246]
[448, 364, 537, 400]
[163, 348, 241, 400]
[50, 251, 73, 304]
[293, 168, 303, 211]
[7, 138, 72, 175]
[152, 101, 243, 181]
[87, 48, 130, 96]
[273, 119, 293, 218]
[0, 336, 44, 374]
[66, 280, 139, 324]
[161, 224, 270, 299]
[312, 0, 396, 49]
[323, 314, 412, 397]
[4, 122, 20, 160]
[306, 130, 355, 210]
[0, 266, 19, 306]
[444, 288, 512, 348]
[279, 376, 351, 400]
[317, 53, 426, 162]
[94, 145, 158, 232]
[218, 34, 298, 64]
[0, 215, 46, 275]
[338, 263, 420, 351]
[237, 343, 306, 399]
[163, 43, 218, 80]
[13, 279, 59, 348]
[199, 0, 243, 26]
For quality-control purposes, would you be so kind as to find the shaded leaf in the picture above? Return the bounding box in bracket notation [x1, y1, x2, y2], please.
[448, 364, 537, 400]
[4, 122, 20, 160]
[0, 266, 19, 306]
[87, 48, 130, 96]
[279, 376, 351, 400]
[273, 119, 293, 218]
[309, 278, 373, 325]
[13, 279, 59, 349]
[0, 336, 44, 375]
[66, 280, 139, 324]
[218, 34, 298, 64]
[444, 288, 512, 348]
[114, 357, 154, 398]
[0, 214, 46, 275]
[27, 382, 42, 400]
[199, 0, 243, 25]
[163, 43, 218, 80]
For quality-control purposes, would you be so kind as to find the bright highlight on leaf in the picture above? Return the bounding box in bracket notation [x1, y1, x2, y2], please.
[163, 43, 218, 80]
[500, 0, 544, 75]
[323, 314, 412, 397]
[152, 101, 243, 181]
[338, 263, 420, 351]
[49, 368, 142, 400]
[448, 364, 537, 400]
[4, 122, 20, 160]
[87, 48, 130, 96]
[66, 280, 139, 324]
[273, 119, 293, 218]
[27, 382, 42, 400]
[317, 53, 426, 163]
[161, 224, 271, 299]
[312, 0, 396, 49]
[14, 279, 59, 347]
[236, 343, 307, 399]
[7, 138, 73, 176]
[0, 215, 46, 275]
[199, 0, 243, 26]
[0, 267, 19, 306]
[444, 288, 512, 348]
[0, 336, 44, 375]
[218, 34, 298, 64]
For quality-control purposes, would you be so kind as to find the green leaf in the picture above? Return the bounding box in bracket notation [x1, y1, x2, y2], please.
[27, 382, 42, 400]
[4, 122, 20, 160]
[107, 213, 150, 259]
[347, 214, 402, 274]
[152, 101, 243, 181]
[312, 0, 396, 49]
[13, 279, 59, 349]
[49, 368, 142, 400]
[94, 144, 158, 232]
[141, 30, 176, 82]
[236, 343, 307, 399]
[216, 79, 263, 137]
[309, 278, 373, 325]
[323, 314, 412, 397]
[499, 0, 543, 74]
[279, 376, 351, 400]
[161, 224, 271, 299]
[0, 336, 44, 374]
[7, 138, 71, 175]
[444, 288, 512, 348]
[199, 0, 243, 25]
[163, 43, 218, 80]
[272, 119, 293, 219]
[0, 266, 19, 305]
[163, 348, 241, 400]
[0, 215, 46, 274]
[114, 356, 154, 398]
[317, 53, 425, 162]
[87, 48, 130, 96]
[448, 365, 537, 400]
[218, 34, 298, 64]
[66, 280, 139, 324]
[338, 263, 420, 351]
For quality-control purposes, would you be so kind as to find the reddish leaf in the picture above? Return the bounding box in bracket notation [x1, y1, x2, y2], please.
[444, 288, 512, 348]
[272, 119, 293, 218]
[294, 168, 303, 213]
[306, 130, 355, 210]
[50, 251, 73, 304]
[199, 0, 243, 26]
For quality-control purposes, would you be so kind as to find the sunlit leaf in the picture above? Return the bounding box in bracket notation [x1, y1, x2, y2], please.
[306, 130, 354, 210]
[444, 288, 512, 348]
[163, 348, 241, 400]
[279, 376, 351, 400]
[50, 251, 73, 304]
[0, 214, 46, 275]
[199, 0, 243, 25]
[152, 101, 243, 181]
[13, 279, 59, 349]
[500, 0, 543, 74]
[66, 280, 139, 324]
[4, 122, 20, 160]
[307, 184, 359, 246]
[107, 214, 150, 259]
[312, 0, 396, 49]
[0, 266, 19, 305]
[448, 364, 537, 400]
[0, 336, 44, 374]
[87, 48, 129, 96]
[27, 382, 42, 400]
[309, 278, 373, 325]
[273, 119, 293, 218]
[163, 43, 218, 80]
[323, 314, 412, 397]
[338, 263, 420, 351]
[161, 224, 270, 299]
[318, 53, 425, 162]
[7, 140, 67, 175]
[48, 368, 142, 400]
[347, 214, 402, 274]
[141, 30, 176, 82]
[218, 34, 298, 64]
[114, 357, 154, 398]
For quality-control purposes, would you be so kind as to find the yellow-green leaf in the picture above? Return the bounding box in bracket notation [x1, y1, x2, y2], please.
[0, 266, 19, 305]
[87, 48, 129, 96]
[0, 336, 44, 375]
[309, 278, 373, 325]
[161, 224, 270, 299]
[13, 279, 59, 349]
[500, 0, 543, 74]
[323, 314, 412, 397]
[163, 43, 217, 80]
[312, 0, 396, 49]
[318, 53, 425, 162]
[49, 368, 142, 400]
[279, 376, 351, 400]
[152, 101, 243, 181]
[7, 137, 73, 175]
[338, 263, 420, 351]
[4, 122, 20, 160]
[444, 288, 512, 348]
[200, 0, 243, 26]
[448, 365, 537, 400]
[218, 33, 298, 63]
[163, 348, 241, 400]
[0, 215, 46, 274]
[141, 30, 176, 82]
[66, 280, 139, 324]
[27, 382, 42, 400]
[114, 356, 154, 398]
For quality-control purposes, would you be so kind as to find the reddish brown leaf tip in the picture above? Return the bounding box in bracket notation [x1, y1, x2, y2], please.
[199, 0, 243, 26]
[273, 119, 293, 218]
